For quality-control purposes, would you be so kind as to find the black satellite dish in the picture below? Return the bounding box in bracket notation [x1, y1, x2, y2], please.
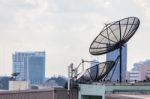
[77, 61, 115, 83]
[89, 17, 140, 83]
[89, 17, 140, 55]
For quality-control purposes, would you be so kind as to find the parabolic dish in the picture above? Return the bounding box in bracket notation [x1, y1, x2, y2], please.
[77, 61, 115, 83]
[89, 17, 140, 55]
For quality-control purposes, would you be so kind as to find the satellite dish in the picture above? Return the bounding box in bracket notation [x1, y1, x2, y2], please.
[76, 61, 115, 83]
[89, 17, 140, 55]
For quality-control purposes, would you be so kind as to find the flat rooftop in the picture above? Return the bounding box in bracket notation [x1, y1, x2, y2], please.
[0, 87, 149, 99]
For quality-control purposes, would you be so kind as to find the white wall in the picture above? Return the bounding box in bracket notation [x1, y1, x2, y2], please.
[9, 81, 29, 91]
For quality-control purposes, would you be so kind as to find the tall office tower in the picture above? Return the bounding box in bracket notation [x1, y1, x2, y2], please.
[90, 59, 99, 79]
[90, 59, 99, 67]
[13, 51, 45, 85]
[106, 44, 127, 82]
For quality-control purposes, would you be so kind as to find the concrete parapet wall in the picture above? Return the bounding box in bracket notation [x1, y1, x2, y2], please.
[0, 88, 78, 99]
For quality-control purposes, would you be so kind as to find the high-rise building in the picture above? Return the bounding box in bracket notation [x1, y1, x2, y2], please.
[106, 44, 127, 81]
[90, 59, 99, 67]
[127, 60, 150, 81]
[90, 59, 100, 78]
[13, 51, 45, 85]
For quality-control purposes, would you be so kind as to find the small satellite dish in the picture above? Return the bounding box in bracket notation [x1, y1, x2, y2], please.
[89, 17, 140, 55]
[77, 61, 115, 83]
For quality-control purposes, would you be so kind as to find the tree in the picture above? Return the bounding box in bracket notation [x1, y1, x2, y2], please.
[46, 76, 67, 87]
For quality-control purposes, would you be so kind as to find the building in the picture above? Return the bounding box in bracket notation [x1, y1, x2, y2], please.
[90, 59, 99, 67]
[0, 88, 78, 99]
[127, 60, 150, 81]
[90, 59, 100, 79]
[0, 76, 10, 90]
[9, 81, 29, 91]
[13, 51, 45, 85]
[106, 44, 127, 81]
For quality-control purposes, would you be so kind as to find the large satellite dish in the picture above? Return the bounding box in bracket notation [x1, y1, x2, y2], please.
[89, 17, 140, 55]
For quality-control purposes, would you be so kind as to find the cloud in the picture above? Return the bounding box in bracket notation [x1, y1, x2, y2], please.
[0, 0, 149, 76]
[0, 0, 111, 76]
[132, 0, 150, 20]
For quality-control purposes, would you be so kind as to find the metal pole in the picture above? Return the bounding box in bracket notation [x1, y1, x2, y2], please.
[68, 63, 73, 95]
[82, 59, 84, 72]
[119, 47, 122, 83]
[119, 21, 122, 83]
[68, 66, 70, 93]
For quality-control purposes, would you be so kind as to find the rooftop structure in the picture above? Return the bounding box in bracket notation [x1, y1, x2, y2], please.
[0, 86, 149, 99]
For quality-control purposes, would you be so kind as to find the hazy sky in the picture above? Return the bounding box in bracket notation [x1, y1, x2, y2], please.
[0, 0, 149, 77]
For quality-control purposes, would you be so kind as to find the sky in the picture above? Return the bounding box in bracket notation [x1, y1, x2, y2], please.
[0, 0, 150, 77]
